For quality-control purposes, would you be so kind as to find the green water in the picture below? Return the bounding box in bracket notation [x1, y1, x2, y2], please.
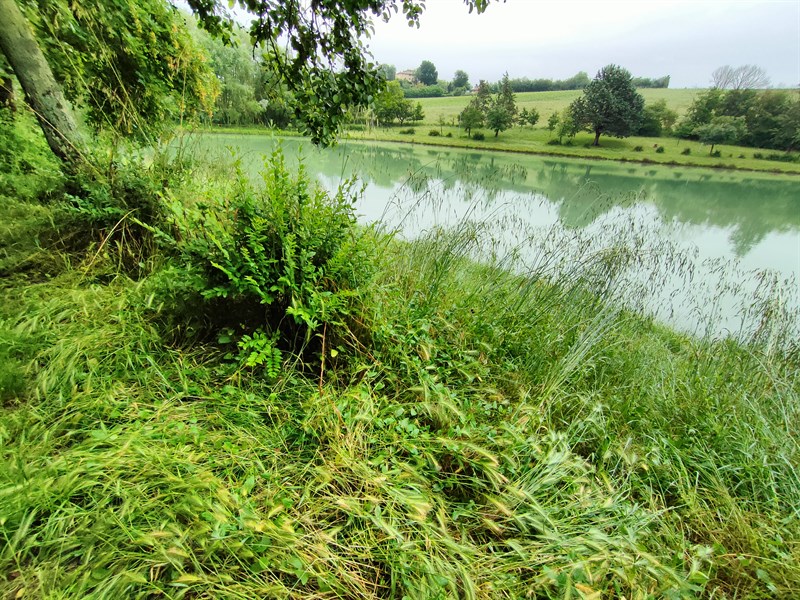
[187, 133, 800, 337]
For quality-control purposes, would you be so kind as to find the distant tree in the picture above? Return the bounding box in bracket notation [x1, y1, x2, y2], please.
[486, 101, 513, 137]
[379, 64, 397, 81]
[518, 107, 540, 127]
[555, 108, 577, 143]
[459, 104, 484, 137]
[496, 72, 518, 121]
[374, 80, 414, 125]
[637, 99, 678, 136]
[472, 80, 493, 113]
[570, 64, 645, 146]
[452, 70, 470, 90]
[412, 102, 425, 123]
[547, 112, 559, 135]
[775, 95, 800, 151]
[711, 65, 770, 90]
[416, 60, 439, 86]
[676, 88, 724, 137]
[693, 116, 746, 154]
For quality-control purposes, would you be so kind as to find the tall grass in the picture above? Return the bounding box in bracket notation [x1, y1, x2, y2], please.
[1, 133, 798, 599]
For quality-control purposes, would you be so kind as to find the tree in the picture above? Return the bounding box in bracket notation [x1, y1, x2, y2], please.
[472, 80, 493, 114]
[547, 112, 559, 135]
[637, 99, 678, 136]
[693, 116, 746, 154]
[496, 72, 518, 122]
[486, 101, 513, 137]
[416, 60, 438, 86]
[458, 104, 483, 137]
[518, 107, 540, 127]
[452, 69, 469, 90]
[373, 80, 417, 125]
[569, 64, 644, 146]
[378, 64, 396, 81]
[712, 64, 770, 90]
[555, 108, 577, 143]
[411, 102, 424, 123]
[0, 0, 85, 167]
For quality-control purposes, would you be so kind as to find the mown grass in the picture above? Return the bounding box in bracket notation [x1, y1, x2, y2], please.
[413, 89, 702, 126]
[1, 117, 799, 599]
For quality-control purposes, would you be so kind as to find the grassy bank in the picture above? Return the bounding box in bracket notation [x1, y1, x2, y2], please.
[2, 112, 800, 599]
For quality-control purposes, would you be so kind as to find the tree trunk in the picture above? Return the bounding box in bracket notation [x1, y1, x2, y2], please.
[593, 129, 601, 146]
[0, 0, 85, 168]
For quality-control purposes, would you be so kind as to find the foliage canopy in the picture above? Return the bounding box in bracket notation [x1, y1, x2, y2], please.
[570, 64, 645, 146]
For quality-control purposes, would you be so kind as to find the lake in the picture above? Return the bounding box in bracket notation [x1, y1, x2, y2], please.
[185, 133, 800, 340]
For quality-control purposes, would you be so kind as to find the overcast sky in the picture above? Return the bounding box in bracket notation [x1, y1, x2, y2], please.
[364, 0, 800, 88]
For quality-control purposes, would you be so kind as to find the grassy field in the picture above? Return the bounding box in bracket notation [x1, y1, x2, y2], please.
[414, 88, 702, 126]
[1, 109, 800, 598]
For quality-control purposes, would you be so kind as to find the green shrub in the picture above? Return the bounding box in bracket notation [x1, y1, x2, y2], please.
[165, 150, 376, 349]
[753, 152, 764, 159]
[472, 132, 485, 141]
[399, 128, 415, 135]
[445, 132, 453, 137]
[633, 146, 644, 152]
[711, 150, 721, 158]
[428, 130, 440, 137]
[681, 147, 691, 155]
[766, 153, 799, 163]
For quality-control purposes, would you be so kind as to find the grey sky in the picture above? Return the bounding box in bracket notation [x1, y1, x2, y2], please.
[365, 0, 800, 88]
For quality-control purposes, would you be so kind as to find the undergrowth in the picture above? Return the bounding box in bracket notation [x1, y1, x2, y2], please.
[1, 114, 798, 599]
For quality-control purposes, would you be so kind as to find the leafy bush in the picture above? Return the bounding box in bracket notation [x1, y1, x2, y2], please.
[655, 146, 665, 154]
[633, 146, 644, 152]
[399, 128, 415, 135]
[402, 85, 445, 98]
[766, 153, 799, 163]
[0, 108, 62, 202]
[711, 150, 721, 158]
[428, 130, 440, 137]
[445, 132, 453, 137]
[165, 150, 375, 349]
[681, 147, 691, 155]
[753, 152, 764, 159]
[472, 132, 485, 141]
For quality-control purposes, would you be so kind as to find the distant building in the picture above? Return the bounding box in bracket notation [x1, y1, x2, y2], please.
[396, 70, 417, 83]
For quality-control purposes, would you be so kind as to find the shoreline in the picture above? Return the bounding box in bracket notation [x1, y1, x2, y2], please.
[193, 125, 800, 177]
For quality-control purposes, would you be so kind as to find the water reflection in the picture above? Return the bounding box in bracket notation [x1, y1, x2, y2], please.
[186, 133, 799, 337]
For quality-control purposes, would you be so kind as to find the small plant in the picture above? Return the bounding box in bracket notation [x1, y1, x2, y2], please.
[547, 139, 561, 146]
[681, 147, 691, 155]
[445, 132, 452, 137]
[399, 127, 415, 135]
[655, 146, 665, 153]
[236, 328, 283, 380]
[633, 146, 644, 152]
[167, 149, 375, 350]
[753, 152, 764, 159]
[711, 150, 721, 157]
[428, 130, 440, 137]
[472, 132, 485, 141]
